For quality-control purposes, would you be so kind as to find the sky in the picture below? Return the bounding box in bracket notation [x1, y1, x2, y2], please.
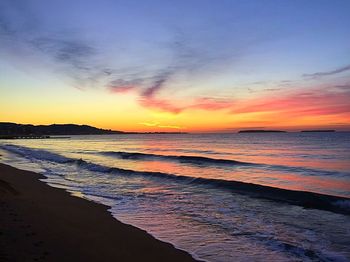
[0, 0, 349, 132]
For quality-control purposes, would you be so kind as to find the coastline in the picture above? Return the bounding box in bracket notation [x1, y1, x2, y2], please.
[0, 163, 198, 262]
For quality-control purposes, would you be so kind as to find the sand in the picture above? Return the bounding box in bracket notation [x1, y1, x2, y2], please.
[0, 163, 198, 261]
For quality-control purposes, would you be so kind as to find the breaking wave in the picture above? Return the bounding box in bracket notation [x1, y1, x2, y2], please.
[2, 144, 350, 215]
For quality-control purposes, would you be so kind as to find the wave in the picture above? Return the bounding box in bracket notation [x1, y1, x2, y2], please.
[1, 144, 75, 164]
[5, 143, 345, 178]
[99, 150, 349, 178]
[264, 163, 350, 178]
[2, 144, 350, 215]
[124, 147, 224, 155]
[100, 151, 250, 166]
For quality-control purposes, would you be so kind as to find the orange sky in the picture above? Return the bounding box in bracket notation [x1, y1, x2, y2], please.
[1, 1, 349, 132]
[1, 80, 349, 132]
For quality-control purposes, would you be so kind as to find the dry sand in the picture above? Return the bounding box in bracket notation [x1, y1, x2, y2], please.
[0, 163, 198, 261]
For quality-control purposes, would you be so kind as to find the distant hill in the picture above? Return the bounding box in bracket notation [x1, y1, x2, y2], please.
[0, 123, 124, 136]
[238, 130, 287, 133]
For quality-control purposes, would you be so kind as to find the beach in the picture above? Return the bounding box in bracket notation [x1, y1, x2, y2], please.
[0, 163, 197, 261]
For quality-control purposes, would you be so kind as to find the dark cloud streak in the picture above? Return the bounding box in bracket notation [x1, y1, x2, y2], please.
[303, 64, 350, 78]
[0, 0, 111, 89]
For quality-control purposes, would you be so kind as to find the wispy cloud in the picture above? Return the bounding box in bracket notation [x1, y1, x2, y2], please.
[31, 37, 95, 69]
[0, 1, 115, 89]
[140, 70, 173, 98]
[29, 36, 112, 88]
[231, 86, 350, 117]
[139, 122, 183, 129]
[137, 94, 235, 114]
[109, 85, 135, 94]
[139, 96, 183, 114]
[189, 97, 233, 111]
[1, 0, 283, 114]
[108, 79, 140, 93]
[107, 34, 238, 112]
[303, 64, 350, 79]
[139, 121, 160, 127]
[333, 84, 350, 90]
[3, 0, 349, 123]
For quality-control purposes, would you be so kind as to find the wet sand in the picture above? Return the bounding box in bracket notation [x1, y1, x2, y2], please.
[0, 163, 197, 261]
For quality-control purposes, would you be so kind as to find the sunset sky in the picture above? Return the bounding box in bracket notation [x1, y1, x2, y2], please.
[1, 0, 349, 132]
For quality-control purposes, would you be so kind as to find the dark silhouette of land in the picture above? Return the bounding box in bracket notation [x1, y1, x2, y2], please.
[238, 130, 287, 133]
[0, 123, 187, 139]
[0, 123, 123, 136]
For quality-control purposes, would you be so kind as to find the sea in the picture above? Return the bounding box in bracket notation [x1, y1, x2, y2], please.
[0, 132, 350, 262]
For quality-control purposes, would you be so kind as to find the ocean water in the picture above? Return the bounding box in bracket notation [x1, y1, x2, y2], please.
[1, 132, 350, 261]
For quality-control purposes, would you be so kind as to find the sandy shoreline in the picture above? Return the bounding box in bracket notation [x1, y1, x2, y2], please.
[0, 163, 198, 261]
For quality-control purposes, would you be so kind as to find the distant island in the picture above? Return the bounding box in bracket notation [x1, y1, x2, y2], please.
[238, 130, 287, 133]
[0, 122, 187, 138]
[300, 130, 335, 133]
